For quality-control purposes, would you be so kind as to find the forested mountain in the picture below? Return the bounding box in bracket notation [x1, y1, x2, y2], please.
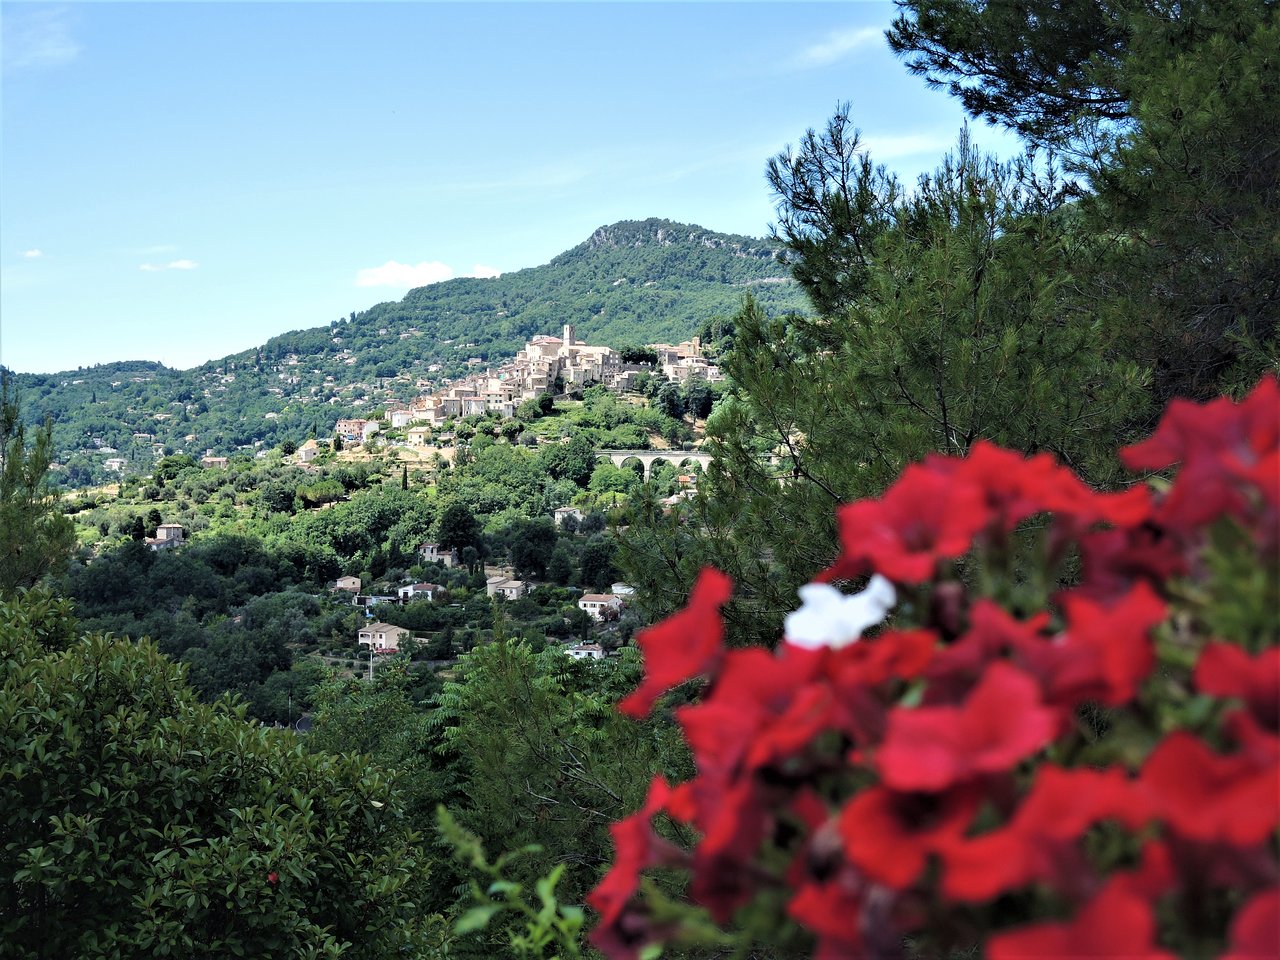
[9, 218, 804, 487]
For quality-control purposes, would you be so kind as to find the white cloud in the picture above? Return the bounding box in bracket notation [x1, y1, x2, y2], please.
[860, 132, 957, 161]
[355, 260, 454, 288]
[22, 249, 43, 259]
[790, 26, 882, 70]
[2, 7, 81, 73]
[468, 264, 501, 279]
[140, 259, 200, 272]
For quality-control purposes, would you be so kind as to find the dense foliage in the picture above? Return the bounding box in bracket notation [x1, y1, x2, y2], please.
[0, 592, 431, 959]
[890, 0, 1279, 406]
[0, 375, 75, 596]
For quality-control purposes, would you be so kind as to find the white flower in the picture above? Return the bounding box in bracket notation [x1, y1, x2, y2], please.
[783, 575, 897, 650]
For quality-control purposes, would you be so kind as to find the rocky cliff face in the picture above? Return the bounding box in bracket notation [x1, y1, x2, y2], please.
[584, 218, 779, 262]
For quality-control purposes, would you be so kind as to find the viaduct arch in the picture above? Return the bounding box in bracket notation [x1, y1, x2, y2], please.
[596, 449, 714, 481]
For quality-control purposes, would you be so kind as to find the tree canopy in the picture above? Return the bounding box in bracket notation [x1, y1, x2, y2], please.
[0, 376, 75, 597]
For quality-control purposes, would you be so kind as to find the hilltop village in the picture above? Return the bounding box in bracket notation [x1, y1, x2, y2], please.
[334, 324, 720, 444]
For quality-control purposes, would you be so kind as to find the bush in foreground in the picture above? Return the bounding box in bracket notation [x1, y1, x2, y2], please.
[0, 592, 430, 959]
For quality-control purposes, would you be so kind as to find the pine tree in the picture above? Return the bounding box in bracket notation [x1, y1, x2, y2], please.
[0, 375, 76, 597]
[621, 124, 1148, 646]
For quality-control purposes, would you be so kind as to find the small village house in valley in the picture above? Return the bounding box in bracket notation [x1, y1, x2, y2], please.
[486, 576, 527, 599]
[578, 593, 623, 621]
[397, 582, 441, 603]
[145, 524, 186, 551]
[418, 543, 459, 567]
[357, 622, 408, 654]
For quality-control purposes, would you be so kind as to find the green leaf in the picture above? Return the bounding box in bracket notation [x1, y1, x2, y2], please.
[454, 903, 502, 935]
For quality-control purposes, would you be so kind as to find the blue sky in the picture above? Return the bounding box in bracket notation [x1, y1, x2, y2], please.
[2, 2, 1021, 374]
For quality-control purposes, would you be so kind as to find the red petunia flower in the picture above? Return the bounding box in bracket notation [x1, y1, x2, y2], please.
[787, 868, 865, 959]
[878, 662, 1058, 792]
[1026, 582, 1166, 709]
[986, 884, 1175, 960]
[1140, 732, 1280, 845]
[841, 785, 979, 889]
[924, 601, 1050, 705]
[1121, 375, 1279, 531]
[1223, 887, 1280, 960]
[1195, 642, 1280, 733]
[827, 463, 990, 583]
[267, 871, 278, 885]
[935, 441, 1151, 533]
[1074, 524, 1187, 603]
[618, 568, 732, 718]
[941, 765, 1153, 902]
[587, 776, 688, 928]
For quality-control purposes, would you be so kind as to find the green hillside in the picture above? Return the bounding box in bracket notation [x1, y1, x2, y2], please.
[10, 219, 805, 488]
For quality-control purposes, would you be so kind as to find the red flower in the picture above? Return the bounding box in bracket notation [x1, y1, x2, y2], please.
[787, 869, 865, 959]
[878, 662, 1057, 792]
[827, 463, 989, 583]
[1074, 525, 1187, 603]
[841, 785, 979, 889]
[925, 602, 1050, 704]
[1008, 765, 1152, 839]
[936, 441, 1150, 532]
[941, 766, 1153, 902]
[830, 628, 938, 690]
[1122, 375, 1279, 530]
[267, 871, 279, 885]
[1223, 888, 1280, 960]
[986, 884, 1175, 960]
[1195, 642, 1280, 733]
[1027, 582, 1165, 709]
[675, 645, 827, 779]
[1140, 732, 1280, 845]
[618, 568, 732, 718]
[588, 777, 687, 928]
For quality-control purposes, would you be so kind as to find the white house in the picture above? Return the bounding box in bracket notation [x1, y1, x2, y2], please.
[388, 409, 416, 428]
[335, 418, 380, 443]
[486, 576, 527, 600]
[398, 582, 441, 603]
[296, 438, 326, 463]
[578, 593, 623, 621]
[357, 622, 408, 653]
[565, 642, 605, 660]
[553, 506, 584, 527]
[419, 543, 459, 567]
[144, 523, 186, 551]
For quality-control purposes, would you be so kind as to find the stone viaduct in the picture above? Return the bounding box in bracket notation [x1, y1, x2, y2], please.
[596, 449, 714, 481]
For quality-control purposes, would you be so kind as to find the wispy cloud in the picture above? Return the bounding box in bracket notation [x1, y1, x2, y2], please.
[140, 259, 200, 272]
[860, 131, 957, 161]
[22, 249, 43, 259]
[788, 26, 882, 71]
[355, 260, 454, 288]
[2, 7, 81, 73]
[468, 264, 501, 279]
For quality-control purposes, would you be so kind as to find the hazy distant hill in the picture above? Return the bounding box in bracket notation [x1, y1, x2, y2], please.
[12, 218, 806, 487]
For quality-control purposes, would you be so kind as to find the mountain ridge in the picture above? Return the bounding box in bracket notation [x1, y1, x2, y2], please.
[13, 218, 807, 488]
